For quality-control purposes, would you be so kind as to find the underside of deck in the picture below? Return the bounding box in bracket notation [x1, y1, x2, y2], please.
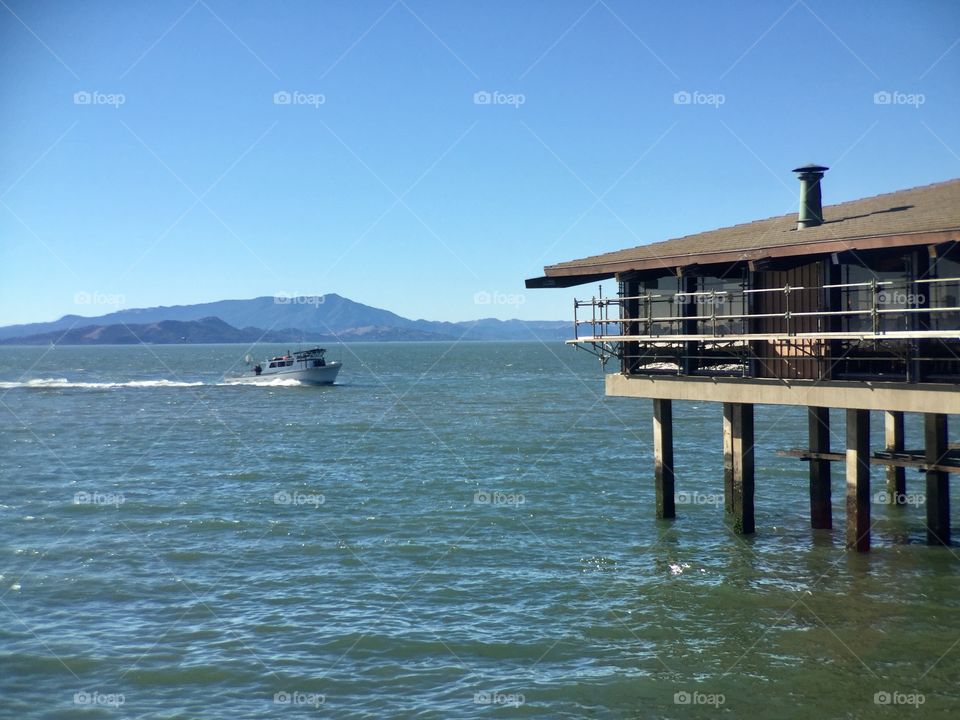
[605, 373, 960, 414]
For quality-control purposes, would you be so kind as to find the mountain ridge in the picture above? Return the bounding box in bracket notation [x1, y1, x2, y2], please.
[0, 295, 571, 344]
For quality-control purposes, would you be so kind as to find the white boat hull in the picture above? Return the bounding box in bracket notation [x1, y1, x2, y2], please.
[225, 361, 341, 385]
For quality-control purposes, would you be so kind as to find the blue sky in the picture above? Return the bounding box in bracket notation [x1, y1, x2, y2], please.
[2, 0, 958, 326]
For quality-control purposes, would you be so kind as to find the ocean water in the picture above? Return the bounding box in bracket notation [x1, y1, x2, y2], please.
[0, 342, 957, 719]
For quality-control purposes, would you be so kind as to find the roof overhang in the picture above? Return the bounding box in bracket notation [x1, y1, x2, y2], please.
[524, 272, 614, 289]
[535, 229, 960, 283]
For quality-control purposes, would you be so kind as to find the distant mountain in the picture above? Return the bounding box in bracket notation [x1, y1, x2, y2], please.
[0, 317, 308, 346]
[0, 295, 571, 344]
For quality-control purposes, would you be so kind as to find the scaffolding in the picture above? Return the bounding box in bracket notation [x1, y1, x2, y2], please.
[571, 277, 960, 380]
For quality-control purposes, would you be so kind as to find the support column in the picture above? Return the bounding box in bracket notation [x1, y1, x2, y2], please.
[808, 407, 832, 529]
[884, 411, 906, 504]
[653, 399, 675, 520]
[723, 404, 733, 514]
[845, 409, 871, 552]
[924, 413, 950, 546]
[724, 402, 755, 534]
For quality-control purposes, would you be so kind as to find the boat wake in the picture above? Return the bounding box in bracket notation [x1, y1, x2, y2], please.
[1, 377, 323, 390]
[0, 378, 206, 390]
[218, 377, 306, 387]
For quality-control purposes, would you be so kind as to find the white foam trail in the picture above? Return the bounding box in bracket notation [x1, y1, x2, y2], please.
[218, 377, 304, 387]
[0, 378, 205, 389]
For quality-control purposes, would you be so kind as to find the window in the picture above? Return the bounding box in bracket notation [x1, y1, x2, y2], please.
[695, 275, 746, 336]
[842, 263, 910, 333]
[931, 257, 960, 332]
[640, 276, 680, 335]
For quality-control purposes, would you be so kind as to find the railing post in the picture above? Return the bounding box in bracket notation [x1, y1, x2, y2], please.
[646, 292, 653, 336]
[591, 295, 597, 338]
[871, 278, 879, 335]
[710, 291, 717, 336]
[784, 283, 792, 336]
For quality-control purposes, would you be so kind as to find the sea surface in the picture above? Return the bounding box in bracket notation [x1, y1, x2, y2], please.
[0, 342, 957, 719]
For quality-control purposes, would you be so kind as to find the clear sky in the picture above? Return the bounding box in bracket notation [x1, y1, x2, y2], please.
[2, 0, 958, 326]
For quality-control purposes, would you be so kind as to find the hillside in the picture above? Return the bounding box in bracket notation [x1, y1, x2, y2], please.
[0, 295, 570, 344]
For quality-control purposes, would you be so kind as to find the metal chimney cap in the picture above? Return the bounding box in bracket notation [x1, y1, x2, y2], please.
[792, 163, 829, 175]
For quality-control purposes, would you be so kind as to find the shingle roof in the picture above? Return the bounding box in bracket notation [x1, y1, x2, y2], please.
[541, 178, 960, 278]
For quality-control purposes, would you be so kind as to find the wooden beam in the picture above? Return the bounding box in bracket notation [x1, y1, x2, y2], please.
[808, 407, 832, 529]
[845, 409, 871, 552]
[653, 399, 675, 520]
[925, 413, 950, 545]
[885, 411, 906, 504]
[779, 448, 960, 474]
[724, 402, 755, 534]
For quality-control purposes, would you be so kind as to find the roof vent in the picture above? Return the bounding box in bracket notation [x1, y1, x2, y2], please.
[792, 163, 829, 229]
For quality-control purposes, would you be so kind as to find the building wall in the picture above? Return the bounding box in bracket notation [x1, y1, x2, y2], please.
[752, 261, 825, 380]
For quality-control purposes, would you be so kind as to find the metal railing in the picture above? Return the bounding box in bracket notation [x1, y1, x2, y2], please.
[571, 277, 960, 380]
[573, 277, 960, 342]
